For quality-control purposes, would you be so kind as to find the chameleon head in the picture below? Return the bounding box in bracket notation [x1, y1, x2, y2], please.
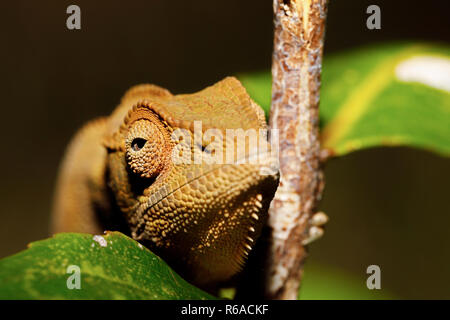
[104, 77, 279, 287]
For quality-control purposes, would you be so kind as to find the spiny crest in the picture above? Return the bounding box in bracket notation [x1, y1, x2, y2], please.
[171, 77, 267, 132]
[104, 77, 265, 156]
[130, 77, 267, 132]
[121, 84, 172, 104]
[120, 102, 172, 134]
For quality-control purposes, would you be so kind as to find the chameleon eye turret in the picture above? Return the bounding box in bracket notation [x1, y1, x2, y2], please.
[125, 118, 171, 179]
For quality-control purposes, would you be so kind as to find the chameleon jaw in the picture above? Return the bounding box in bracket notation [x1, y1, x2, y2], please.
[129, 161, 279, 287]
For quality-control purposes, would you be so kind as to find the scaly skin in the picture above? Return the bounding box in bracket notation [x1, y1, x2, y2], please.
[52, 77, 279, 289]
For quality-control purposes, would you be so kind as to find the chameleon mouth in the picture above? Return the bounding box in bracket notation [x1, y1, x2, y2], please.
[134, 149, 279, 220]
[130, 152, 279, 286]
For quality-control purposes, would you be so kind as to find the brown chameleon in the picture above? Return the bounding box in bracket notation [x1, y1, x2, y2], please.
[52, 77, 279, 290]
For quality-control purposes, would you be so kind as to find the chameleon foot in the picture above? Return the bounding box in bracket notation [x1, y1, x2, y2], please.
[302, 211, 329, 245]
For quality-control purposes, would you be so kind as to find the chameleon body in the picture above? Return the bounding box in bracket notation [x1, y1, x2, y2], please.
[52, 77, 279, 289]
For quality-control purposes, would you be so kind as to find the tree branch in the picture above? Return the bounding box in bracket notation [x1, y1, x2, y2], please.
[265, 0, 328, 300]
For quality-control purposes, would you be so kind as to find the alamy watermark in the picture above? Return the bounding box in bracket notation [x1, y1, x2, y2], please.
[66, 5, 81, 30]
[66, 265, 81, 289]
[366, 265, 381, 290]
[168, 121, 279, 174]
[366, 5, 381, 30]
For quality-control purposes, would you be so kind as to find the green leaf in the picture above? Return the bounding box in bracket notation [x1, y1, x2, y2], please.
[239, 43, 450, 156]
[299, 262, 396, 300]
[0, 232, 214, 300]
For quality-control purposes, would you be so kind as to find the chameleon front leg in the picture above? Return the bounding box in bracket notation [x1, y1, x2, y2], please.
[51, 118, 111, 235]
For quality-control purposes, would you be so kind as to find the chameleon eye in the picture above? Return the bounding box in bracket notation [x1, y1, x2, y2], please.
[126, 119, 168, 179]
[131, 138, 147, 151]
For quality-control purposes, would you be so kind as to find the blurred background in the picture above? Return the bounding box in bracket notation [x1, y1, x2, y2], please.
[0, 0, 449, 299]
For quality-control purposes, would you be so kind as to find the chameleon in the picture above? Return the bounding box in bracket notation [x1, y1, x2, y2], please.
[51, 77, 280, 290]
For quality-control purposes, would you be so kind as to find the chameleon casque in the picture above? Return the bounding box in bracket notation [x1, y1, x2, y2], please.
[52, 77, 279, 290]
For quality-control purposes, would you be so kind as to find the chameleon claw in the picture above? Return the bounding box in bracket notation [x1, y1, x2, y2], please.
[310, 211, 329, 227]
[302, 211, 329, 245]
[319, 148, 335, 163]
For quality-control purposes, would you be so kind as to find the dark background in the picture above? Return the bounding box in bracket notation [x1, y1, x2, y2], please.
[1, 0, 449, 299]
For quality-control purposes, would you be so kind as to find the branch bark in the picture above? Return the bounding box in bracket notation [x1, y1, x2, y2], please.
[265, 0, 328, 300]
